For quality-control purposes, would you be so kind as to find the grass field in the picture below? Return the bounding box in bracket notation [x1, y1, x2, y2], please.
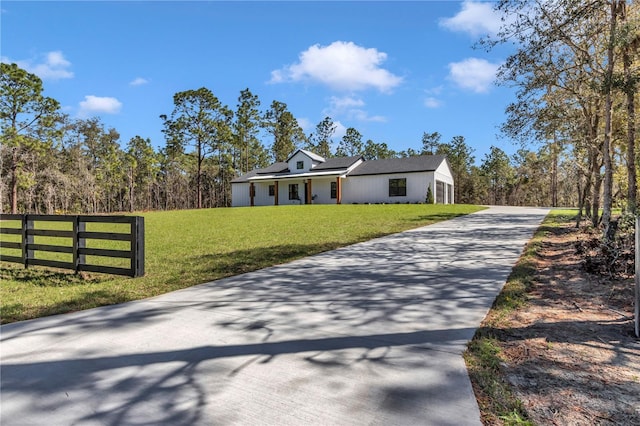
[1, 204, 484, 324]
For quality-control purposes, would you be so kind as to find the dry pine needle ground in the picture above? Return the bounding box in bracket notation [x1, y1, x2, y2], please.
[468, 216, 640, 425]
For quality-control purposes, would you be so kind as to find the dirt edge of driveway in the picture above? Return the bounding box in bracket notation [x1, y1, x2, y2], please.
[465, 213, 640, 425]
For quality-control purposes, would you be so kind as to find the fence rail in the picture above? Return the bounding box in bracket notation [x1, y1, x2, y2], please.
[0, 214, 144, 277]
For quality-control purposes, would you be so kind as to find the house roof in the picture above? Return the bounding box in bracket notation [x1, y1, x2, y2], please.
[231, 169, 259, 183]
[256, 162, 289, 175]
[347, 155, 448, 176]
[313, 156, 363, 171]
[231, 152, 448, 183]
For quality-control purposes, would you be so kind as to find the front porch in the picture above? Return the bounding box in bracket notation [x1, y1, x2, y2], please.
[249, 177, 343, 206]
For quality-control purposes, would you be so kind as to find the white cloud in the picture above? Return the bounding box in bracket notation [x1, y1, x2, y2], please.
[323, 96, 386, 123]
[333, 121, 347, 139]
[78, 95, 122, 116]
[329, 96, 365, 110]
[350, 110, 386, 123]
[424, 97, 442, 108]
[3, 51, 74, 80]
[448, 58, 500, 93]
[297, 117, 312, 133]
[423, 86, 443, 108]
[440, 1, 503, 37]
[270, 41, 402, 93]
[129, 77, 149, 86]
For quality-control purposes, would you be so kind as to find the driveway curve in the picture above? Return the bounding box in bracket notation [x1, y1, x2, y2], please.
[1, 206, 550, 425]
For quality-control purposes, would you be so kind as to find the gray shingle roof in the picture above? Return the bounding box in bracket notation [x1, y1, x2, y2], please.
[313, 156, 363, 171]
[231, 162, 288, 183]
[231, 154, 447, 183]
[231, 170, 259, 183]
[256, 162, 289, 174]
[348, 155, 447, 176]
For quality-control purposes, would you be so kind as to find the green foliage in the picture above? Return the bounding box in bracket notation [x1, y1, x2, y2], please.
[0, 204, 484, 323]
[363, 139, 396, 160]
[421, 131, 441, 155]
[436, 136, 475, 204]
[425, 186, 434, 204]
[482, 146, 513, 205]
[335, 127, 363, 157]
[160, 87, 233, 208]
[0, 63, 61, 146]
[234, 88, 268, 174]
[306, 116, 336, 159]
[263, 100, 307, 162]
[0, 62, 62, 213]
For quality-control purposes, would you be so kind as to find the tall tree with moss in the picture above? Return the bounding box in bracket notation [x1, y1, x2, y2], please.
[0, 63, 61, 213]
[161, 87, 232, 209]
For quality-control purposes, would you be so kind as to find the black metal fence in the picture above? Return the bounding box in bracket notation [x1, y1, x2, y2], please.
[0, 214, 144, 277]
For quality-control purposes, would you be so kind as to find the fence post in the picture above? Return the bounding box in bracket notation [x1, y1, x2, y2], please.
[73, 216, 86, 274]
[132, 216, 145, 277]
[635, 216, 639, 338]
[22, 215, 34, 269]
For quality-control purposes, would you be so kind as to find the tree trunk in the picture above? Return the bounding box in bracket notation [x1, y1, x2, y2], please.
[590, 143, 602, 227]
[622, 3, 637, 212]
[601, 0, 619, 233]
[197, 143, 203, 209]
[625, 67, 637, 213]
[10, 148, 19, 214]
[129, 168, 135, 213]
[592, 167, 603, 227]
[576, 178, 584, 228]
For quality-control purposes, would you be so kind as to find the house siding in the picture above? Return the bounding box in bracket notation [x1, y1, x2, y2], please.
[342, 172, 433, 204]
[434, 161, 455, 204]
[231, 182, 250, 207]
[311, 178, 337, 204]
[287, 151, 314, 174]
[278, 179, 305, 205]
[253, 182, 273, 206]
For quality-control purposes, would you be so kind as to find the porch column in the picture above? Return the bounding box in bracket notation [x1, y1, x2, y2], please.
[336, 177, 342, 204]
[306, 179, 312, 204]
[274, 181, 279, 206]
[249, 182, 255, 207]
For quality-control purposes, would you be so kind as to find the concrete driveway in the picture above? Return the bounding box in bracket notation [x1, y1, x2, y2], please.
[1, 206, 549, 425]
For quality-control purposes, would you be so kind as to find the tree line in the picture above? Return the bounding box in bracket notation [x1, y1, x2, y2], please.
[0, 61, 557, 214]
[1, 0, 638, 222]
[486, 0, 639, 233]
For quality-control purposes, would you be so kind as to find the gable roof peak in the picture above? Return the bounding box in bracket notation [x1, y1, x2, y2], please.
[287, 149, 326, 163]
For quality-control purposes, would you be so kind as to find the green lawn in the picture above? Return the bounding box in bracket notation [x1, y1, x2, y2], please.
[1, 204, 484, 324]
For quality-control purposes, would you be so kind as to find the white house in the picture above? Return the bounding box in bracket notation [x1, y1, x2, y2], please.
[231, 149, 454, 207]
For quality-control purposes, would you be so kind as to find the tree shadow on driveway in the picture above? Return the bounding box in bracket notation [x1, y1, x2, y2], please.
[0, 207, 550, 425]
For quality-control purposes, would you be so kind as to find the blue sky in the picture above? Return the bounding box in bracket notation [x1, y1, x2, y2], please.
[2, 1, 519, 163]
